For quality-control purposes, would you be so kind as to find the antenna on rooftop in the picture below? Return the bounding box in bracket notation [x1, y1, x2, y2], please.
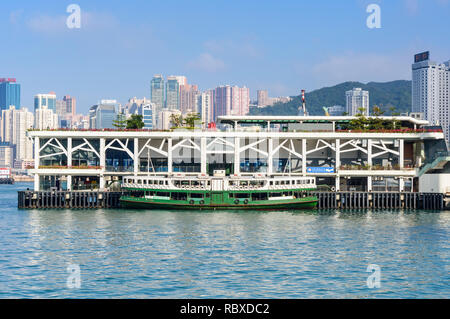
[298, 90, 308, 116]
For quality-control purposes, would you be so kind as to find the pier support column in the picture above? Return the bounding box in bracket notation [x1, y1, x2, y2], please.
[34, 174, 40, 191]
[267, 138, 273, 175]
[67, 175, 72, 191]
[134, 138, 139, 176]
[367, 176, 372, 192]
[302, 139, 307, 176]
[399, 178, 405, 192]
[234, 137, 240, 175]
[100, 138, 106, 190]
[335, 176, 340, 192]
[201, 137, 207, 175]
[367, 139, 372, 167]
[399, 139, 404, 169]
[168, 138, 173, 174]
[34, 137, 40, 191]
[335, 139, 340, 171]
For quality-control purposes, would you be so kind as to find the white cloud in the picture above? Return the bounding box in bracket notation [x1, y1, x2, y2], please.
[187, 53, 225, 72]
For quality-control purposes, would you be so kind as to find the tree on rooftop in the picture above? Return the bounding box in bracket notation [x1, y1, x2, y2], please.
[113, 113, 127, 129]
[126, 114, 145, 129]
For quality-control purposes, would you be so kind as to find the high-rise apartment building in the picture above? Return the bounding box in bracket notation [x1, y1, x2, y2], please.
[34, 105, 59, 130]
[0, 142, 14, 168]
[166, 76, 180, 110]
[345, 88, 369, 116]
[64, 95, 76, 117]
[412, 51, 450, 144]
[0, 78, 20, 112]
[196, 91, 213, 127]
[180, 84, 199, 114]
[151, 75, 165, 115]
[214, 86, 232, 120]
[257, 90, 269, 107]
[34, 93, 57, 113]
[1, 106, 34, 161]
[213, 85, 250, 120]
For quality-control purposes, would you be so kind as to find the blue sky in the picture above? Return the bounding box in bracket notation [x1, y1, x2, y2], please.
[1, 0, 449, 113]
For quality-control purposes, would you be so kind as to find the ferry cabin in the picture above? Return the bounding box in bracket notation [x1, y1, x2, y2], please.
[120, 175, 317, 209]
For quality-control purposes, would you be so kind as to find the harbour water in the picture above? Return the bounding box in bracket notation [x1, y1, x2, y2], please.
[1, 183, 449, 298]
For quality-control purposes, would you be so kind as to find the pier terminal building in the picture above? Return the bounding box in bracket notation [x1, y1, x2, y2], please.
[27, 116, 449, 194]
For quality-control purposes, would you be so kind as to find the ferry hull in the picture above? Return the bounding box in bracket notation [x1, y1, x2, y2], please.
[119, 196, 318, 210]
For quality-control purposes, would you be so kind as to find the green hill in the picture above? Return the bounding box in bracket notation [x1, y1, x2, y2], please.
[249, 80, 412, 116]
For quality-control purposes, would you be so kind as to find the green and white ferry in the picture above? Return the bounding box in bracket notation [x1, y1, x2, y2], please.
[119, 171, 318, 210]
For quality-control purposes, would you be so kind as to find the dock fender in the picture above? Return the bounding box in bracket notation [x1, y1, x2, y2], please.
[189, 200, 195, 205]
[243, 199, 249, 205]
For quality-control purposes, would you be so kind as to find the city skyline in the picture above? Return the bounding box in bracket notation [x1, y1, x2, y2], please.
[1, 0, 449, 113]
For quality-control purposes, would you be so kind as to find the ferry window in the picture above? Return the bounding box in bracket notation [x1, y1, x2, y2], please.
[138, 180, 142, 184]
[286, 181, 290, 185]
[190, 193, 204, 199]
[149, 191, 155, 196]
[206, 194, 210, 198]
[229, 181, 234, 186]
[159, 181, 164, 185]
[275, 181, 279, 185]
[174, 181, 180, 186]
[270, 181, 273, 186]
[235, 193, 250, 198]
[182, 181, 190, 186]
[165, 181, 168, 185]
[156, 192, 169, 197]
[283, 192, 290, 196]
[281, 181, 285, 185]
[171, 192, 187, 200]
[192, 181, 200, 186]
[252, 193, 268, 201]
[240, 181, 248, 186]
[207, 181, 211, 186]
[270, 192, 282, 197]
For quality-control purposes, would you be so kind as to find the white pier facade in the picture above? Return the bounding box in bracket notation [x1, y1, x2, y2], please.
[28, 116, 447, 193]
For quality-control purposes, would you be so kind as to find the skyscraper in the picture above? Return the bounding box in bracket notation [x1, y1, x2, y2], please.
[0, 78, 20, 112]
[166, 76, 180, 110]
[34, 105, 59, 130]
[196, 91, 213, 128]
[213, 85, 250, 120]
[34, 93, 57, 113]
[1, 106, 34, 161]
[345, 88, 369, 116]
[151, 75, 165, 115]
[257, 90, 269, 107]
[64, 95, 76, 117]
[412, 51, 450, 144]
[89, 100, 117, 129]
[180, 84, 199, 114]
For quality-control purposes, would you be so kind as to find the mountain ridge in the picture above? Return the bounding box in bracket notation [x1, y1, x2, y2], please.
[249, 80, 412, 116]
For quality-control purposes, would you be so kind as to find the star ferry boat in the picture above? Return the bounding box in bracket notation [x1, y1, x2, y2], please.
[119, 172, 318, 210]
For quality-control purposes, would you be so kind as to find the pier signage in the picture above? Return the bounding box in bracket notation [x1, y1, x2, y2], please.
[306, 167, 335, 173]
